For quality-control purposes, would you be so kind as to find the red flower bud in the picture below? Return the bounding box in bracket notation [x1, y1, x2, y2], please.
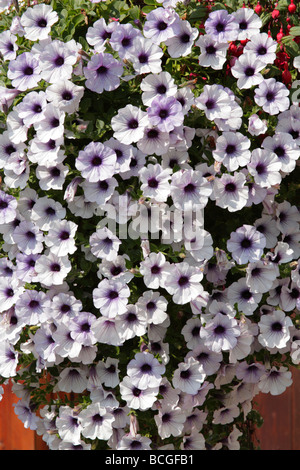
[272, 9, 280, 19]
[254, 2, 263, 14]
[282, 63, 292, 85]
[277, 27, 284, 42]
[288, 0, 297, 13]
[228, 42, 238, 55]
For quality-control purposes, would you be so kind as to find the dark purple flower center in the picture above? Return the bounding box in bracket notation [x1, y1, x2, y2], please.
[130, 441, 142, 450]
[28, 258, 36, 268]
[5, 144, 16, 155]
[148, 177, 159, 188]
[54, 56, 64, 66]
[256, 163, 266, 175]
[126, 312, 137, 323]
[226, 144, 236, 155]
[146, 301, 156, 310]
[141, 363, 152, 373]
[92, 414, 103, 424]
[0, 200, 8, 209]
[110, 265, 122, 276]
[266, 91, 275, 102]
[115, 149, 123, 160]
[61, 304, 71, 313]
[10, 315, 18, 325]
[29, 299, 40, 309]
[97, 65, 108, 75]
[241, 237, 252, 249]
[178, 275, 189, 286]
[81, 322, 90, 332]
[33, 103, 42, 113]
[130, 158, 137, 168]
[169, 158, 178, 168]
[184, 183, 196, 193]
[216, 22, 225, 32]
[157, 21, 168, 31]
[206, 44, 217, 54]
[51, 117, 60, 128]
[157, 84, 167, 94]
[24, 66, 34, 76]
[6, 288, 14, 297]
[91, 155, 102, 166]
[214, 325, 225, 335]
[46, 206, 56, 216]
[132, 387, 142, 397]
[108, 290, 118, 300]
[26, 230, 36, 240]
[62, 91, 73, 101]
[245, 67, 255, 77]
[4, 266, 13, 276]
[192, 326, 200, 336]
[239, 21, 248, 30]
[278, 211, 286, 222]
[138, 53, 148, 64]
[225, 182, 236, 192]
[147, 129, 159, 139]
[151, 265, 161, 274]
[106, 364, 116, 373]
[121, 37, 131, 47]
[271, 322, 282, 332]
[37, 18, 47, 28]
[50, 167, 61, 177]
[290, 129, 299, 139]
[205, 99, 215, 110]
[197, 352, 209, 360]
[50, 263, 61, 272]
[7, 350, 16, 360]
[128, 118, 139, 129]
[59, 230, 70, 240]
[96, 181, 108, 193]
[159, 108, 169, 119]
[257, 46, 267, 55]
[274, 146, 285, 158]
[291, 288, 300, 299]
[180, 369, 191, 379]
[180, 33, 190, 44]
[241, 289, 252, 300]
[251, 267, 261, 277]
[102, 30, 112, 41]
[47, 139, 57, 150]
[162, 413, 171, 423]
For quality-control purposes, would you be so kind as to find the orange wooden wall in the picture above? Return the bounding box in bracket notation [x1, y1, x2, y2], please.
[1, 370, 300, 450]
[254, 368, 300, 450]
[0, 380, 47, 450]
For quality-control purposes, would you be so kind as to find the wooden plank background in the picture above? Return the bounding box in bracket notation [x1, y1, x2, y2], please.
[253, 368, 300, 450]
[0, 370, 300, 450]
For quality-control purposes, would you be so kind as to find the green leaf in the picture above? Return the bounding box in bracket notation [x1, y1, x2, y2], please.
[289, 26, 300, 38]
[129, 5, 140, 20]
[212, 3, 227, 11]
[188, 6, 208, 20]
[281, 36, 300, 57]
[142, 5, 157, 14]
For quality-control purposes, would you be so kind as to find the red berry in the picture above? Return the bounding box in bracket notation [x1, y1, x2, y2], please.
[288, 1, 297, 13]
[277, 27, 284, 42]
[282, 63, 292, 85]
[272, 9, 280, 19]
[254, 2, 263, 14]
